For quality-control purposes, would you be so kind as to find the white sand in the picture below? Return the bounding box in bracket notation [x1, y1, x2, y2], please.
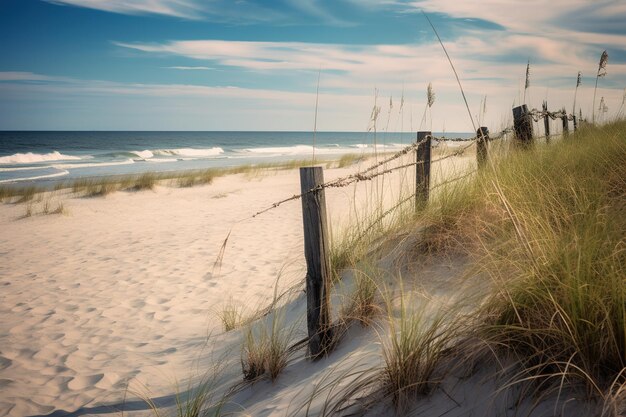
[0, 149, 488, 417]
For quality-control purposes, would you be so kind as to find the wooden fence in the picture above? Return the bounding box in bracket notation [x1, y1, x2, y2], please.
[299, 104, 578, 357]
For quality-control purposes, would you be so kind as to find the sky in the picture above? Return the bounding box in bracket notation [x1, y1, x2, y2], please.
[0, 0, 625, 131]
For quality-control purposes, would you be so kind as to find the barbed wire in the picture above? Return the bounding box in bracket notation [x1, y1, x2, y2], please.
[250, 124, 522, 219]
[251, 137, 425, 217]
[528, 108, 575, 122]
[251, 136, 484, 218]
[490, 126, 515, 140]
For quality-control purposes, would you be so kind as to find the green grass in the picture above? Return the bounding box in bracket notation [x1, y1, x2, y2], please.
[336, 153, 367, 168]
[339, 266, 383, 327]
[140, 370, 229, 417]
[382, 291, 461, 412]
[0, 185, 43, 203]
[0, 156, 355, 201]
[320, 121, 626, 412]
[471, 121, 626, 393]
[241, 310, 293, 382]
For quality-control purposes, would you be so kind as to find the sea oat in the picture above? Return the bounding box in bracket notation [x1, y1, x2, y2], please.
[427, 83, 435, 108]
[598, 50, 608, 77]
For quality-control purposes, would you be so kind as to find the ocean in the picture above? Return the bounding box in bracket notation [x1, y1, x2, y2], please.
[0, 131, 473, 186]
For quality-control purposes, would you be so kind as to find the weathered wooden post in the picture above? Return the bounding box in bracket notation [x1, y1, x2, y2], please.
[561, 107, 569, 137]
[513, 104, 533, 147]
[542, 101, 550, 142]
[476, 126, 489, 169]
[300, 166, 332, 359]
[415, 131, 431, 210]
[573, 115, 578, 131]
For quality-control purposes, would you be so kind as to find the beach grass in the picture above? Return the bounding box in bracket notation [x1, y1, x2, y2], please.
[339, 266, 384, 328]
[471, 121, 626, 395]
[140, 370, 229, 417]
[381, 291, 461, 412]
[304, 121, 625, 413]
[241, 310, 293, 382]
[24, 120, 622, 415]
[336, 153, 368, 168]
[0, 156, 356, 202]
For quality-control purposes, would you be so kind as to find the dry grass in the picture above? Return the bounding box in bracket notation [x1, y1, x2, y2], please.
[240, 310, 294, 382]
[381, 291, 462, 412]
[339, 266, 383, 327]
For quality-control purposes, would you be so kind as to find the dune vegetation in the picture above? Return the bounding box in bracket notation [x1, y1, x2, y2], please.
[201, 120, 625, 416]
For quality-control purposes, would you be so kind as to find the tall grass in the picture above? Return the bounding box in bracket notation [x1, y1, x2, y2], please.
[0, 156, 350, 202]
[339, 266, 383, 327]
[381, 290, 461, 412]
[327, 121, 625, 413]
[472, 121, 626, 395]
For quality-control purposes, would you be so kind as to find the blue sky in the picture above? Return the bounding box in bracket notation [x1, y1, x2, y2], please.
[0, 0, 625, 131]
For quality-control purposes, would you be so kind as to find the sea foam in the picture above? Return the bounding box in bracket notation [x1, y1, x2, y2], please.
[153, 147, 224, 157]
[243, 145, 317, 155]
[0, 151, 82, 164]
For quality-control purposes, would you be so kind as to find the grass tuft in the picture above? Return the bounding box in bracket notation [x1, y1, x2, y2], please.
[382, 292, 460, 412]
[241, 311, 293, 382]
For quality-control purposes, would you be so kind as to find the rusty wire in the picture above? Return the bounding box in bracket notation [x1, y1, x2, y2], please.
[529, 108, 575, 122]
[251, 135, 481, 218]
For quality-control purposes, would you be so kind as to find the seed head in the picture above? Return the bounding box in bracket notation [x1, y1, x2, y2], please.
[598, 50, 608, 77]
[427, 83, 435, 108]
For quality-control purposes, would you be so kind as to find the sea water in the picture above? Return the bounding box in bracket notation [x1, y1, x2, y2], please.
[0, 131, 473, 186]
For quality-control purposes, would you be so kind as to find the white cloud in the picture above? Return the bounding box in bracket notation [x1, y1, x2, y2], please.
[408, 0, 622, 33]
[45, 0, 204, 19]
[165, 66, 215, 70]
[0, 72, 60, 81]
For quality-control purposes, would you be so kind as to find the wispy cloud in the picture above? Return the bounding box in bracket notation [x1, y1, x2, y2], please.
[45, 0, 204, 19]
[44, 0, 340, 23]
[115, 37, 626, 81]
[164, 66, 215, 71]
[111, 32, 626, 130]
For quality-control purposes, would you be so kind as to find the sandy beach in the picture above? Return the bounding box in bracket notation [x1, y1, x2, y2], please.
[1, 132, 609, 417]
[0, 147, 480, 417]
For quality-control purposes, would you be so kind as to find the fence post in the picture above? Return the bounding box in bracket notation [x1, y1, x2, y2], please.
[476, 126, 489, 169]
[573, 115, 578, 131]
[542, 101, 550, 142]
[300, 166, 332, 359]
[562, 107, 569, 137]
[513, 104, 533, 147]
[415, 131, 431, 210]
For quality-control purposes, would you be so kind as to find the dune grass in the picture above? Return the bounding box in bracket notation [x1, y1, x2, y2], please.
[336, 153, 367, 168]
[241, 310, 294, 382]
[0, 185, 43, 203]
[339, 266, 384, 328]
[472, 121, 626, 395]
[0, 156, 354, 202]
[380, 285, 463, 412]
[140, 370, 230, 417]
[36, 120, 622, 415]
[308, 121, 626, 413]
